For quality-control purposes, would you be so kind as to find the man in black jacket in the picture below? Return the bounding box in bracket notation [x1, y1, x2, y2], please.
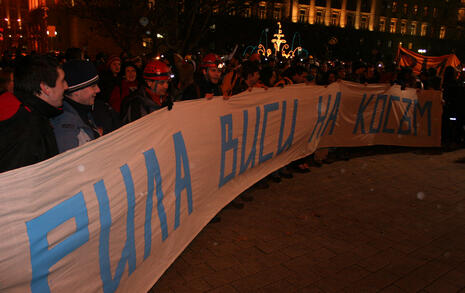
[0, 55, 68, 173]
[120, 60, 173, 124]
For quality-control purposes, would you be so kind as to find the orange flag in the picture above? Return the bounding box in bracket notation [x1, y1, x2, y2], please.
[397, 45, 461, 75]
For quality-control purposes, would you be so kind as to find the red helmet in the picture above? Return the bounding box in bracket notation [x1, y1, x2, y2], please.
[249, 52, 261, 63]
[143, 60, 171, 80]
[201, 53, 224, 69]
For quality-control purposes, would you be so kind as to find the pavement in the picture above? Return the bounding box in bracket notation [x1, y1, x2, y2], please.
[149, 146, 465, 293]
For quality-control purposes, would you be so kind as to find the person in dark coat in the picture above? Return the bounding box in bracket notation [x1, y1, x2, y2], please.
[120, 60, 173, 124]
[51, 59, 121, 153]
[182, 53, 224, 100]
[0, 55, 68, 173]
[97, 55, 121, 102]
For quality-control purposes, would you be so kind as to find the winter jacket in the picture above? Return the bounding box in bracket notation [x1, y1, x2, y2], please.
[0, 90, 61, 173]
[120, 86, 173, 124]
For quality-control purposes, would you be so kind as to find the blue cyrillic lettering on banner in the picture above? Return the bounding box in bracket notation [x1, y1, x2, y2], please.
[353, 94, 374, 134]
[259, 102, 279, 164]
[320, 92, 341, 137]
[414, 100, 432, 136]
[382, 95, 399, 134]
[143, 149, 168, 260]
[27, 192, 89, 293]
[309, 96, 331, 143]
[239, 107, 260, 174]
[219, 114, 238, 187]
[173, 132, 193, 230]
[277, 99, 298, 155]
[369, 94, 387, 134]
[94, 165, 136, 293]
[398, 98, 413, 135]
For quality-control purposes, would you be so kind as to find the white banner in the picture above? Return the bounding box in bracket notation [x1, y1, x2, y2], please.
[0, 82, 441, 293]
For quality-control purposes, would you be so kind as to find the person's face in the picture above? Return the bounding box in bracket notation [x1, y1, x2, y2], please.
[366, 67, 375, 77]
[124, 66, 137, 82]
[110, 60, 121, 75]
[70, 84, 100, 105]
[42, 68, 68, 108]
[147, 79, 169, 96]
[247, 71, 260, 86]
[293, 72, 308, 84]
[204, 67, 222, 84]
[328, 73, 337, 83]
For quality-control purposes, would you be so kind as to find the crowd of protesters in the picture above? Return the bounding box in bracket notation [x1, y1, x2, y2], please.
[0, 47, 464, 182]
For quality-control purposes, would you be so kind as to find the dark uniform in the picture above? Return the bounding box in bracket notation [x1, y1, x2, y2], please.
[120, 86, 173, 124]
[0, 90, 61, 173]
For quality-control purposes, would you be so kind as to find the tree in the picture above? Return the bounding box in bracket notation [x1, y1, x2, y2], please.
[58, 0, 260, 55]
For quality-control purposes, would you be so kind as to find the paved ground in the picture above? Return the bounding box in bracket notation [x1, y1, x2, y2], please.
[150, 147, 465, 293]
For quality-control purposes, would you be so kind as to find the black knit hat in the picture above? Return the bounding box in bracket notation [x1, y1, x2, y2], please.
[63, 59, 99, 93]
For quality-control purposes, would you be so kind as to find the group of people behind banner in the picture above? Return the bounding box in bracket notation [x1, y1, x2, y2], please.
[0, 48, 464, 177]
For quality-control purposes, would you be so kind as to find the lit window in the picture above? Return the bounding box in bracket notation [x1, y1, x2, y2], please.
[439, 26, 446, 39]
[273, 6, 281, 20]
[421, 23, 428, 36]
[413, 5, 418, 15]
[423, 6, 428, 16]
[259, 5, 266, 19]
[379, 18, 386, 32]
[316, 10, 324, 24]
[433, 7, 438, 17]
[392, 1, 397, 12]
[390, 19, 397, 33]
[331, 12, 339, 26]
[299, 9, 308, 23]
[361, 16, 368, 29]
[403, 4, 408, 15]
[458, 9, 465, 22]
[410, 22, 417, 35]
[400, 21, 407, 34]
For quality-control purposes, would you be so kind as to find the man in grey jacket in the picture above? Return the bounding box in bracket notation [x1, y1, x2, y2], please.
[51, 59, 103, 153]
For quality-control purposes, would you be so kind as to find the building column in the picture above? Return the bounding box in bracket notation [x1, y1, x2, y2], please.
[355, 0, 361, 29]
[369, 0, 376, 31]
[5, 0, 11, 29]
[284, 0, 291, 20]
[70, 15, 79, 48]
[324, 0, 331, 26]
[340, 0, 347, 27]
[309, 0, 316, 24]
[291, 0, 298, 23]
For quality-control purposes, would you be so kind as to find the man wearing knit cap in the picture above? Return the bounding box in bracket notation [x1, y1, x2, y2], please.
[51, 59, 103, 153]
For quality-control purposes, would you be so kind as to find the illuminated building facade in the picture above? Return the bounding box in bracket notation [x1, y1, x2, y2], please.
[237, 0, 465, 41]
[214, 0, 465, 59]
[0, 0, 30, 54]
[0, 0, 463, 58]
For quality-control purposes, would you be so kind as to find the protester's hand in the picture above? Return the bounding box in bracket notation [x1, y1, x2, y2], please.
[205, 93, 214, 100]
[223, 91, 231, 100]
